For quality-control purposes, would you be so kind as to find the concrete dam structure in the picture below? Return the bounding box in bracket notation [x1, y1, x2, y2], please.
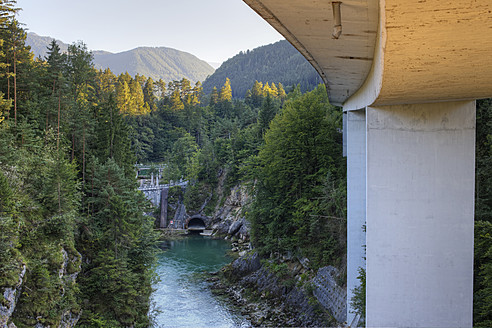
[138, 177, 210, 232]
[138, 174, 190, 229]
[243, 0, 492, 327]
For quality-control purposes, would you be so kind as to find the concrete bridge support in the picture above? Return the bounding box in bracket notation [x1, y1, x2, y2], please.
[365, 101, 475, 327]
[346, 110, 366, 325]
[346, 102, 476, 328]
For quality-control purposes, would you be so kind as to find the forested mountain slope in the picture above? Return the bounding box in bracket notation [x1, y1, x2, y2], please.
[26, 32, 215, 83]
[92, 47, 214, 83]
[202, 40, 322, 98]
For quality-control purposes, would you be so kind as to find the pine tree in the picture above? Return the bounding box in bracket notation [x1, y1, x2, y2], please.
[210, 86, 219, 106]
[129, 78, 145, 114]
[95, 68, 116, 102]
[277, 82, 287, 100]
[170, 89, 184, 110]
[250, 80, 264, 107]
[2, 19, 31, 125]
[46, 40, 66, 146]
[219, 77, 232, 102]
[143, 77, 156, 110]
[78, 157, 157, 327]
[257, 94, 278, 136]
[116, 79, 131, 113]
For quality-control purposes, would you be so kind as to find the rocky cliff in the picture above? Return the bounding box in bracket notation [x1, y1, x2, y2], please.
[0, 265, 26, 328]
[210, 252, 346, 327]
[210, 183, 252, 256]
[0, 247, 81, 328]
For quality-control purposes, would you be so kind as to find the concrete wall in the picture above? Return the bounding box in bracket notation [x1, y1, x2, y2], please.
[313, 266, 347, 323]
[365, 101, 475, 328]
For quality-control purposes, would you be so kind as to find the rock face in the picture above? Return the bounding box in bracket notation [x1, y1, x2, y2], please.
[0, 264, 26, 328]
[0, 247, 82, 328]
[211, 185, 251, 241]
[58, 309, 82, 328]
[217, 253, 345, 327]
[172, 203, 187, 229]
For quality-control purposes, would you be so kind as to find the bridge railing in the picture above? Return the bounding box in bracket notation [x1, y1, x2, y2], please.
[138, 179, 188, 191]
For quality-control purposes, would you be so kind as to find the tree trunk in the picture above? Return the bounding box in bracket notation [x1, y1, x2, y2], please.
[72, 133, 75, 162]
[58, 181, 61, 213]
[13, 48, 16, 126]
[82, 125, 86, 184]
[57, 91, 61, 150]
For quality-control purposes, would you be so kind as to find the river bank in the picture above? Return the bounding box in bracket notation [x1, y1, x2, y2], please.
[207, 252, 343, 327]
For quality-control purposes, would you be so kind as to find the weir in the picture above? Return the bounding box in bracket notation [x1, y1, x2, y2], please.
[243, 0, 492, 326]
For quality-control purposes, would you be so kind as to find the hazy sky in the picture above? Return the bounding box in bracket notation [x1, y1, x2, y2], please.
[16, 0, 284, 64]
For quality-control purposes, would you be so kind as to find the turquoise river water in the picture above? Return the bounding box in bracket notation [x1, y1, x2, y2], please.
[151, 235, 250, 327]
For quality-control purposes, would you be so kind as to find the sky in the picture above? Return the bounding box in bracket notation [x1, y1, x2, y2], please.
[16, 0, 284, 65]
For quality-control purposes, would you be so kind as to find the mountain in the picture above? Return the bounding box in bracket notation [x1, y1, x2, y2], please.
[26, 32, 69, 58]
[202, 40, 322, 98]
[26, 32, 215, 83]
[91, 47, 214, 83]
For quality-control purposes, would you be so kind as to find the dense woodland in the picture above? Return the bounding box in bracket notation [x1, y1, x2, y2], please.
[202, 40, 322, 98]
[0, 1, 491, 327]
[0, 2, 158, 326]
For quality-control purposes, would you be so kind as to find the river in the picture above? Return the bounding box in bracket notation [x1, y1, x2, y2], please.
[151, 235, 250, 328]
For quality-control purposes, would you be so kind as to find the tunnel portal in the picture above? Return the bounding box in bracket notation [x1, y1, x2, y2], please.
[187, 217, 206, 232]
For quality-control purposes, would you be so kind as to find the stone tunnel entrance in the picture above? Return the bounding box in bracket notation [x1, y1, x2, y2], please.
[187, 217, 206, 232]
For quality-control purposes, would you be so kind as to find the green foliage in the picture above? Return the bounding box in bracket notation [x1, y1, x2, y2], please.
[474, 221, 492, 327]
[350, 267, 366, 325]
[184, 181, 212, 213]
[262, 260, 290, 280]
[202, 40, 321, 98]
[248, 85, 345, 269]
[257, 94, 279, 137]
[0, 215, 21, 287]
[476, 99, 492, 223]
[78, 158, 159, 327]
[171, 131, 201, 181]
[0, 10, 158, 326]
[0, 127, 82, 327]
[474, 99, 492, 327]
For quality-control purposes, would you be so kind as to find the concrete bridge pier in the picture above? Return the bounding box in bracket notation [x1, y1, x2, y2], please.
[365, 101, 475, 327]
[346, 109, 366, 325]
[346, 101, 475, 327]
